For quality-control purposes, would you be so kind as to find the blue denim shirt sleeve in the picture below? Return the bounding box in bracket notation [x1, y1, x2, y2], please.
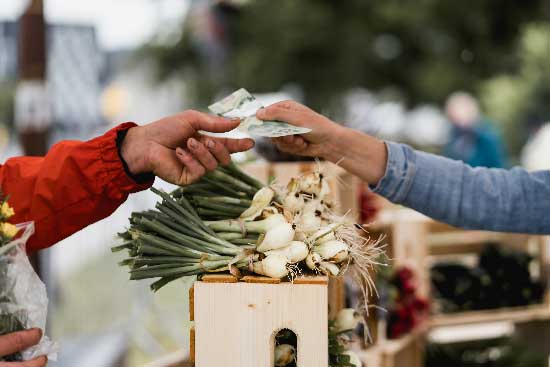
[371, 142, 550, 234]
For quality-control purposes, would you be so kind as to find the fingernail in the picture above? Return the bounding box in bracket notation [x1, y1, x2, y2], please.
[257, 108, 265, 117]
[230, 118, 240, 123]
[188, 138, 198, 148]
[207, 139, 215, 149]
[32, 328, 43, 338]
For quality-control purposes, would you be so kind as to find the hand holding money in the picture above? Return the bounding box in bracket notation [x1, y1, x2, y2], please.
[256, 100, 347, 159]
[208, 89, 312, 138]
[258, 100, 388, 185]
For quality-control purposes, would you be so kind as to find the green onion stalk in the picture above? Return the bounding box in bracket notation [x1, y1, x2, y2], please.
[114, 163, 269, 291]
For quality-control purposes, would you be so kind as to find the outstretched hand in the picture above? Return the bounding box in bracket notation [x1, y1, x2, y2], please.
[256, 100, 344, 159]
[121, 110, 255, 185]
[257, 100, 388, 185]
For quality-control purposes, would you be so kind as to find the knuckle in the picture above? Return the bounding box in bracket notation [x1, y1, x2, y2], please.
[12, 333, 26, 351]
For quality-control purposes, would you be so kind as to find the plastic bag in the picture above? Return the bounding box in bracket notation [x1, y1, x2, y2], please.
[0, 222, 57, 362]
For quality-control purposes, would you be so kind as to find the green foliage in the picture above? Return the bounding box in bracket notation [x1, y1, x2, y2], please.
[148, 0, 546, 110]
[328, 321, 356, 367]
[481, 23, 550, 156]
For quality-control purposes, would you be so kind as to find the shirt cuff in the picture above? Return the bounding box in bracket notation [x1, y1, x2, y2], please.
[370, 141, 417, 203]
[98, 122, 154, 200]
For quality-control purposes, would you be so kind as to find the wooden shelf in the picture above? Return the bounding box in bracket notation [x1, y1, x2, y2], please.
[430, 305, 550, 327]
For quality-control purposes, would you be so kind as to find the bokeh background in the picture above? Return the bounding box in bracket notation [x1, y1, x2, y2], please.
[1, 0, 550, 366]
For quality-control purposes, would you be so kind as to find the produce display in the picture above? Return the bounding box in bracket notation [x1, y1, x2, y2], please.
[431, 243, 543, 313]
[377, 265, 430, 339]
[114, 162, 383, 294]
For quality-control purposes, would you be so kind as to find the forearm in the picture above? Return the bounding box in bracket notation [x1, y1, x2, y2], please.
[1, 123, 153, 252]
[372, 143, 550, 234]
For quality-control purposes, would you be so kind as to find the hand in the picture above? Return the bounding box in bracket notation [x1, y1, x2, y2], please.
[0, 329, 47, 367]
[121, 110, 255, 185]
[257, 100, 388, 185]
[256, 100, 345, 159]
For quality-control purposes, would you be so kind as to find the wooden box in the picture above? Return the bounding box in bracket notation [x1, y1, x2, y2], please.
[190, 275, 328, 367]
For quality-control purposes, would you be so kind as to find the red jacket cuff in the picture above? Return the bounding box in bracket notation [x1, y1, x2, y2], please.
[97, 122, 154, 200]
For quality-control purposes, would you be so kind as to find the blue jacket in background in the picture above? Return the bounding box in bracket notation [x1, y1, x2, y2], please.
[444, 119, 508, 169]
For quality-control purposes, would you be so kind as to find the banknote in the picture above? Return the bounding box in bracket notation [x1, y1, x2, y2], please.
[208, 88, 311, 137]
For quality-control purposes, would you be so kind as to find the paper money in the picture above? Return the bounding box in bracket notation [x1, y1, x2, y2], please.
[208, 88, 311, 137]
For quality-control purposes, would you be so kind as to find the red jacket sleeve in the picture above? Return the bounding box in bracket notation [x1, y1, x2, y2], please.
[1, 122, 154, 253]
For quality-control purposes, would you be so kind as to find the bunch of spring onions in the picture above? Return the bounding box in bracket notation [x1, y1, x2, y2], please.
[114, 162, 383, 293]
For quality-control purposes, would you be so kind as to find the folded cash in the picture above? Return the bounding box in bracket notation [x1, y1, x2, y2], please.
[208, 88, 311, 137]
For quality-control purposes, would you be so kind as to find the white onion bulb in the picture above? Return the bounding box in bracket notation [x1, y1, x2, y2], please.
[299, 172, 322, 195]
[283, 191, 305, 212]
[319, 261, 340, 276]
[335, 308, 362, 333]
[256, 222, 295, 252]
[306, 252, 322, 270]
[298, 212, 322, 234]
[313, 240, 349, 263]
[240, 187, 274, 221]
[266, 241, 309, 263]
[252, 254, 289, 278]
[274, 344, 295, 366]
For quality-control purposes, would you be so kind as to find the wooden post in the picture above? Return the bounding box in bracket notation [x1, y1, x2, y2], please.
[17, 0, 51, 275]
[193, 276, 328, 367]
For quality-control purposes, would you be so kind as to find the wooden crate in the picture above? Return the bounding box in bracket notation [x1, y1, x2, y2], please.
[190, 275, 329, 367]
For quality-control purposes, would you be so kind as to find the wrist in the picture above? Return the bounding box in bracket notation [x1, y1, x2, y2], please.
[322, 126, 388, 185]
[120, 126, 151, 175]
[320, 125, 350, 163]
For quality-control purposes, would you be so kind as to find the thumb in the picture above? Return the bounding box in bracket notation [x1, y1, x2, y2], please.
[183, 110, 240, 133]
[256, 102, 309, 127]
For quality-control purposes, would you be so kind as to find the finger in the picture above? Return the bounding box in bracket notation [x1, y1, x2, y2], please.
[187, 138, 218, 172]
[273, 135, 306, 147]
[281, 135, 296, 144]
[181, 110, 240, 133]
[273, 137, 308, 154]
[256, 101, 309, 125]
[175, 147, 206, 184]
[201, 138, 231, 166]
[0, 329, 42, 357]
[0, 355, 48, 367]
[213, 137, 255, 154]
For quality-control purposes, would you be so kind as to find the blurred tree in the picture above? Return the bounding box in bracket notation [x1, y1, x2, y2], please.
[147, 0, 547, 111]
[481, 23, 550, 157]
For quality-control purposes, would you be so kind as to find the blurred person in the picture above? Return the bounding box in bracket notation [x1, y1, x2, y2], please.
[443, 92, 507, 168]
[257, 101, 550, 234]
[0, 111, 254, 366]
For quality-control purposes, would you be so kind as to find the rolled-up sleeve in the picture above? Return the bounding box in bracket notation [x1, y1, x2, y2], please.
[371, 142, 550, 234]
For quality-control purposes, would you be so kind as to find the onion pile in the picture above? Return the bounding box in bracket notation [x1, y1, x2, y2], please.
[114, 162, 383, 293]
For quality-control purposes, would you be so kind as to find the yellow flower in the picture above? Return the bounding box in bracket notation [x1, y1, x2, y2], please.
[1, 222, 19, 239]
[1, 202, 14, 219]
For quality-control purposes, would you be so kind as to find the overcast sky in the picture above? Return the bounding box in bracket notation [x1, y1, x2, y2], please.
[0, 0, 190, 50]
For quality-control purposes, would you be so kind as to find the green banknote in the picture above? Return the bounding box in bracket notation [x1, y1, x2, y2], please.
[208, 88, 311, 137]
